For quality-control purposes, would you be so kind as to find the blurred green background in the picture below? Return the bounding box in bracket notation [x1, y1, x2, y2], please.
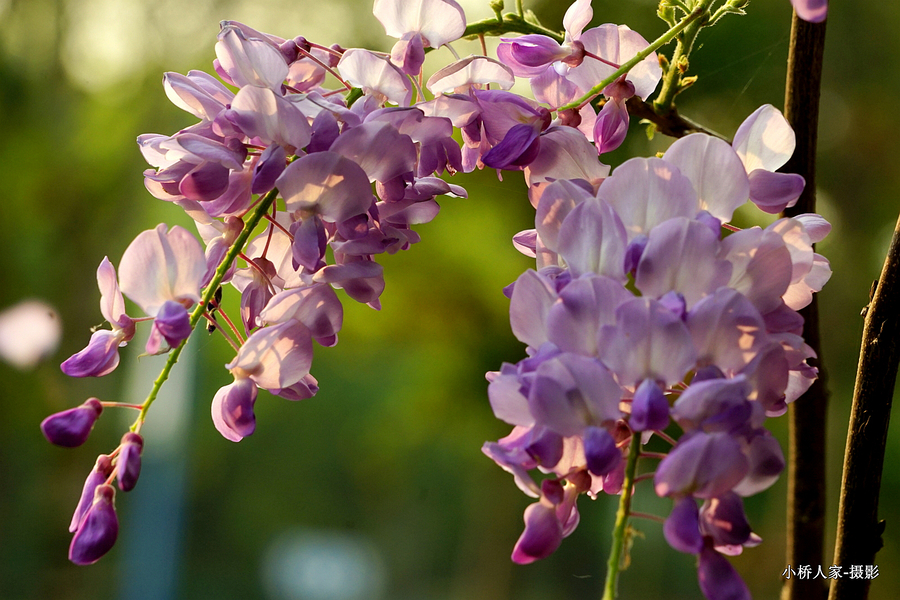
[0, 0, 896, 598]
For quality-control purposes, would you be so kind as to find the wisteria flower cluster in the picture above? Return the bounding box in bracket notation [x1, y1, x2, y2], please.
[43, 0, 829, 598]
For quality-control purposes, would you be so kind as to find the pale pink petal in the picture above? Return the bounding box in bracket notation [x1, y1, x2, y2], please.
[568, 24, 662, 101]
[118, 224, 206, 316]
[426, 56, 514, 95]
[229, 86, 312, 152]
[215, 26, 288, 90]
[732, 104, 796, 173]
[338, 49, 412, 106]
[563, 0, 593, 40]
[663, 134, 750, 222]
[597, 157, 699, 240]
[227, 321, 313, 390]
[373, 0, 466, 48]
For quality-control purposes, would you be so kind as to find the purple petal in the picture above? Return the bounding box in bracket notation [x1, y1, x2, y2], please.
[252, 144, 287, 195]
[511, 502, 563, 564]
[260, 284, 344, 343]
[557, 197, 627, 281]
[732, 431, 784, 496]
[152, 300, 192, 348]
[697, 545, 751, 600]
[699, 492, 752, 548]
[671, 377, 752, 434]
[509, 269, 558, 348]
[276, 152, 375, 223]
[686, 288, 768, 374]
[597, 297, 697, 387]
[630, 378, 670, 432]
[329, 121, 417, 183]
[546, 274, 632, 356]
[567, 24, 662, 101]
[215, 25, 288, 90]
[373, 0, 466, 48]
[426, 56, 514, 94]
[732, 104, 795, 173]
[41, 398, 103, 448]
[482, 123, 541, 169]
[179, 161, 230, 202]
[211, 377, 259, 442]
[654, 432, 749, 499]
[634, 217, 732, 309]
[69, 484, 119, 565]
[748, 169, 805, 214]
[593, 97, 630, 155]
[390, 32, 425, 75]
[525, 126, 610, 188]
[792, 0, 827, 23]
[583, 426, 621, 476]
[60, 330, 122, 378]
[118, 224, 206, 316]
[228, 85, 311, 151]
[312, 260, 386, 305]
[664, 496, 704, 554]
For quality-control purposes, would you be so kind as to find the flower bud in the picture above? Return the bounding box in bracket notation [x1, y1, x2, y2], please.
[69, 484, 119, 565]
[41, 398, 103, 448]
[630, 379, 670, 432]
[116, 432, 144, 492]
[583, 426, 621, 476]
[70, 455, 114, 532]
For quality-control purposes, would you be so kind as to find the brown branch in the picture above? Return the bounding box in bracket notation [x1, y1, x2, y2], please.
[828, 214, 900, 600]
[625, 97, 729, 141]
[780, 11, 828, 600]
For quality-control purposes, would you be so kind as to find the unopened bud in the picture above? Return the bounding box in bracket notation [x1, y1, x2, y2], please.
[70, 455, 114, 532]
[41, 398, 103, 448]
[69, 484, 119, 565]
[116, 432, 144, 492]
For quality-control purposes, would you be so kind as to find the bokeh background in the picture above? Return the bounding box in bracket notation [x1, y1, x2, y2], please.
[0, 0, 896, 598]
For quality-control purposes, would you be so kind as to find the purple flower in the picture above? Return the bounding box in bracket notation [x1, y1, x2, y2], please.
[41, 398, 103, 448]
[116, 432, 144, 492]
[69, 484, 119, 565]
[61, 258, 135, 377]
[211, 377, 258, 442]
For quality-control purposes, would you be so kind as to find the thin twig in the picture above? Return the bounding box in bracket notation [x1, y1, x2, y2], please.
[780, 10, 828, 600]
[828, 213, 900, 600]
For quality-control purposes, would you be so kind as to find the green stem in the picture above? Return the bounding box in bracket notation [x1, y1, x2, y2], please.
[130, 188, 280, 433]
[558, 7, 706, 113]
[602, 434, 642, 600]
[462, 14, 563, 44]
[653, 0, 714, 113]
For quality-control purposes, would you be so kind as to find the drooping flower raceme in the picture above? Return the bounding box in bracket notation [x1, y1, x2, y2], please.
[482, 102, 829, 598]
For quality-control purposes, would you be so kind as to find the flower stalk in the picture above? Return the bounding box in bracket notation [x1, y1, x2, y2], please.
[602, 433, 641, 600]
